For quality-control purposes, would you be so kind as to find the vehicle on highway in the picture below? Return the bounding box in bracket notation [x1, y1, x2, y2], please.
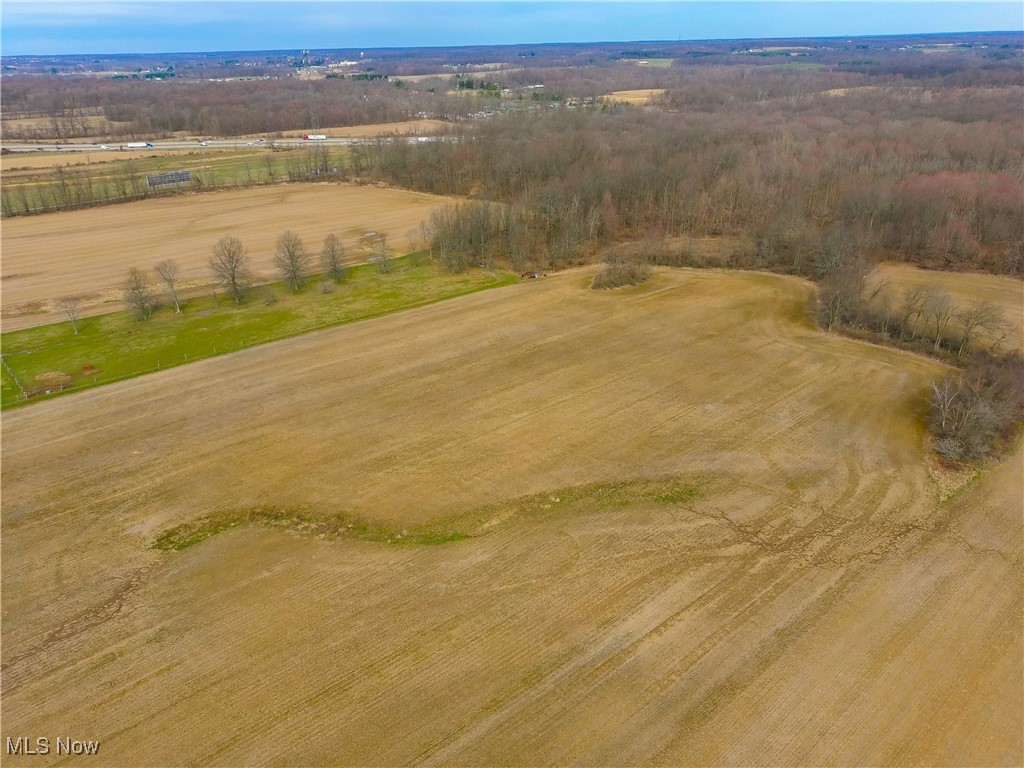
[303, 134, 327, 140]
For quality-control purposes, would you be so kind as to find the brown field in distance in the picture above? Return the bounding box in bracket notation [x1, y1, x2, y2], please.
[601, 89, 666, 105]
[1, 183, 453, 330]
[872, 263, 1024, 353]
[1, 148, 197, 173]
[2, 268, 1019, 766]
[246, 118, 450, 138]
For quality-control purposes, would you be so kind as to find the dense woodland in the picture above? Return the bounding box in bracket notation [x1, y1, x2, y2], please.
[377, 87, 1021, 273]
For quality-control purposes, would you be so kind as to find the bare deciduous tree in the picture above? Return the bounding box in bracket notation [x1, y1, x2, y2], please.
[274, 230, 311, 291]
[374, 234, 393, 274]
[986, 321, 1015, 354]
[57, 296, 82, 334]
[923, 287, 958, 351]
[154, 259, 182, 314]
[406, 227, 424, 267]
[817, 256, 872, 332]
[898, 285, 928, 341]
[209, 236, 251, 304]
[955, 301, 1002, 358]
[123, 267, 156, 320]
[320, 233, 347, 282]
[929, 376, 962, 434]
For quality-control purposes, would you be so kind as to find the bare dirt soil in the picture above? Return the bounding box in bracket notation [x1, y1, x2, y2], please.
[248, 119, 450, 138]
[0, 149, 184, 173]
[1, 183, 453, 330]
[2, 268, 1019, 766]
[872, 263, 1024, 353]
[600, 89, 666, 105]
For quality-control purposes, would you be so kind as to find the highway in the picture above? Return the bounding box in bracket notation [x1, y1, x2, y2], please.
[1, 136, 440, 153]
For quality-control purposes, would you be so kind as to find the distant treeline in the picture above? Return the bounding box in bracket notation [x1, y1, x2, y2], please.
[3, 32, 1020, 140]
[1, 146, 346, 216]
[0, 77, 474, 140]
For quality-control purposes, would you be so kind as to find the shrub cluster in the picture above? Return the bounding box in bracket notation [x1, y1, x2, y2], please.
[929, 352, 1024, 461]
[591, 259, 651, 289]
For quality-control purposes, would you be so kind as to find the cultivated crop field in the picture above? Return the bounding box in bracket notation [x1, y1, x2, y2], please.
[600, 88, 666, 104]
[1, 183, 454, 329]
[3, 268, 1019, 766]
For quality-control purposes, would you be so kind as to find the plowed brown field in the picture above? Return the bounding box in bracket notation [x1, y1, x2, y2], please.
[2, 268, 1020, 766]
[1, 183, 453, 330]
[600, 89, 666, 105]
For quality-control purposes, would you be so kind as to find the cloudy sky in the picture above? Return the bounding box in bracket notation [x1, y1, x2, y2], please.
[2, 1, 1021, 56]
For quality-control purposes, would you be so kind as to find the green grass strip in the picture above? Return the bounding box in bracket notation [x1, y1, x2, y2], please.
[2, 257, 516, 409]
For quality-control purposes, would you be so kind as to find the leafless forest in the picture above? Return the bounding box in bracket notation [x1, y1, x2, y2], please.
[5, 34, 1020, 276]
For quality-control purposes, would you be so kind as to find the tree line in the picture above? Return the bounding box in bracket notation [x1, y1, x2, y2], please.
[1, 76, 479, 141]
[55, 230, 370, 334]
[2, 146, 352, 216]
[362, 76, 1022, 277]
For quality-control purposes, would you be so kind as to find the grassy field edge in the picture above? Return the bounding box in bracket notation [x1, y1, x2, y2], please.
[1, 256, 517, 410]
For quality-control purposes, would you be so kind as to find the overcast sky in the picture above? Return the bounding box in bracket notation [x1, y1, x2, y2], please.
[2, 1, 1021, 56]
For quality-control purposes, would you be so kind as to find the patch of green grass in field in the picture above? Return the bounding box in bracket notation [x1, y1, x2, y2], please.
[151, 476, 705, 552]
[2, 148, 337, 213]
[0, 361, 25, 405]
[778, 61, 826, 71]
[153, 505, 470, 551]
[1, 257, 516, 409]
[636, 58, 675, 68]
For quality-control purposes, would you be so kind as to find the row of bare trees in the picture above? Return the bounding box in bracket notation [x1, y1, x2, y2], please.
[818, 265, 1014, 360]
[111, 232, 355, 323]
[1, 76, 468, 140]
[812, 262, 1022, 462]
[121, 259, 183, 320]
[2, 147, 353, 217]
